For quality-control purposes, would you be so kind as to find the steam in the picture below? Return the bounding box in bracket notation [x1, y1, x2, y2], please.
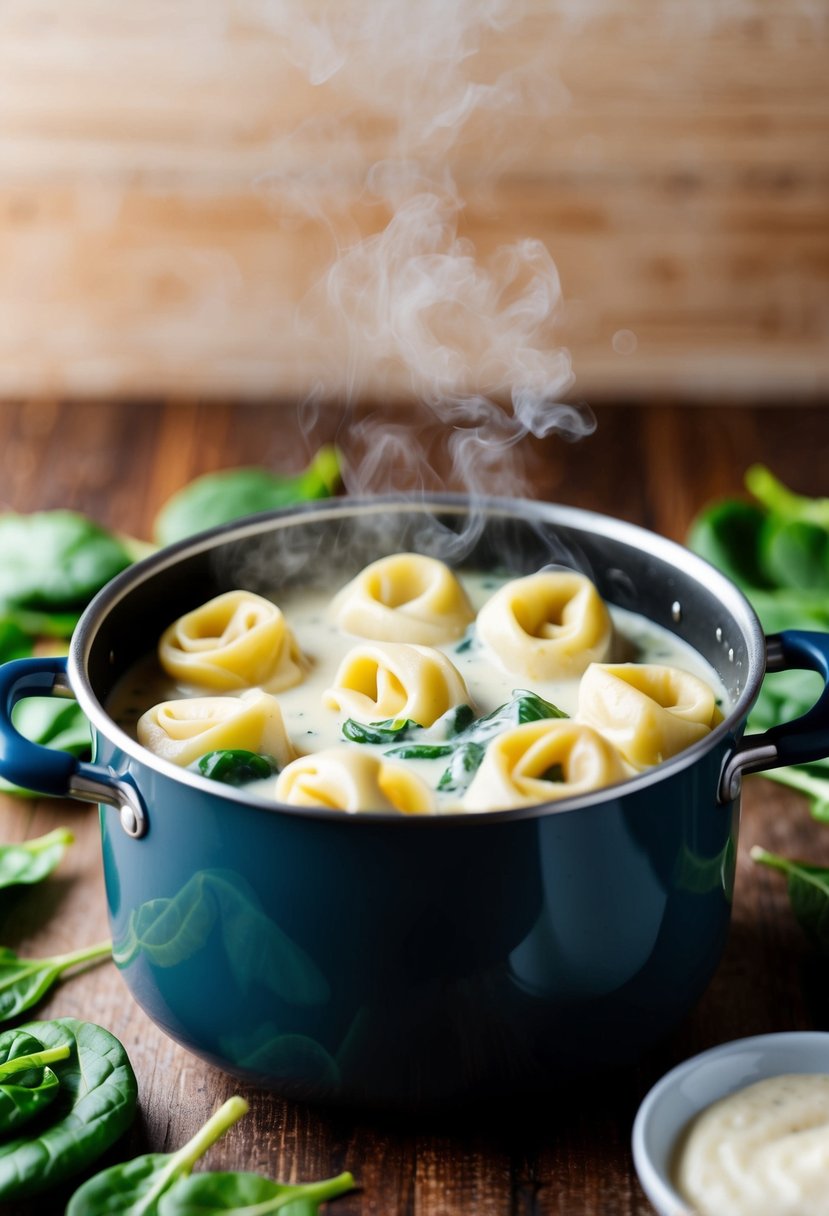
[260, 0, 593, 502]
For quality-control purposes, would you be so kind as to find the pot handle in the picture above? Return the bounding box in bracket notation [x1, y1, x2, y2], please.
[719, 630, 829, 803]
[0, 656, 147, 838]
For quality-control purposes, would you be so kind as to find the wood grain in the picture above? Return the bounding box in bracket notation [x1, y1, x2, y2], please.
[0, 400, 828, 1215]
[1, 2, 828, 400]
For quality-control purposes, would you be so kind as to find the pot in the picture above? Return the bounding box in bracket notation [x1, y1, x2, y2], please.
[1, 495, 828, 1109]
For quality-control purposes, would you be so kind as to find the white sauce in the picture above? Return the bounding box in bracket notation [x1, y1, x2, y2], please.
[674, 1074, 829, 1216]
[108, 570, 728, 812]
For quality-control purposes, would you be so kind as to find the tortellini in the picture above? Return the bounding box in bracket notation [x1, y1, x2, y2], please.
[275, 748, 435, 814]
[322, 642, 469, 727]
[476, 571, 613, 680]
[577, 663, 723, 770]
[463, 720, 629, 812]
[330, 553, 475, 645]
[158, 590, 308, 693]
[137, 689, 296, 769]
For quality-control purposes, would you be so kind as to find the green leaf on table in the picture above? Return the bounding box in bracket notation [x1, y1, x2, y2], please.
[760, 519, 829, 592]
[687, 499, 772, 590]
[0, 827, 74, 888]
[745, 464, 829, 529]
[154, 447, 342, 546]
[762, 765, 829, 823]
[0, 940, 111, 1022]
[0, 511, 132, 612]
[0, 697, 91, 798]
[0, 618, 32, 663]
[158, 1168, 356, 1215]
[0, 1018, 138, 1200]
[752, 848, 829, 953]
[66, 1096, 249, 1216]
[0, 1030, 70, 1136]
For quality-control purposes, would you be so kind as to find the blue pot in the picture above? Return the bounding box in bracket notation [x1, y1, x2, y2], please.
[1, 497, 828, 1109]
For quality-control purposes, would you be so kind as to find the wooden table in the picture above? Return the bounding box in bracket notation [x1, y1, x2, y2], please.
[1, 400, 828, 1215]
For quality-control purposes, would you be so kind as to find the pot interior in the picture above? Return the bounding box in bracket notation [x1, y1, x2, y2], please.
[78, 497, 763, 726]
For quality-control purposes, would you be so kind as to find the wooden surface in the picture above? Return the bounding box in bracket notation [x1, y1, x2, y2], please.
[1, 2, 828, 400]
[1, 399, 829, 1214]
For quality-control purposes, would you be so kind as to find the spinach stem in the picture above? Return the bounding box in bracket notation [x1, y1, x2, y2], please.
[167, 1095, 250, 1176]
[0, 1044, 71, 1078]
[50, 940, 112, 973]
[246, 1171, 356, 1214]
[22, 828, 74, 855]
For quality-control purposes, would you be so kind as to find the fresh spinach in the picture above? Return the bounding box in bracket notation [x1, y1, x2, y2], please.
[0, 1031, 70, 1135]
[689, 468, 829, 949]
[0, 1018, 137, 1200]
[0, 697, 91, 797]
[191, 750, 279, 787]
[688, 466, 829, 820]
[0, 940, 111, 1022]
[158, 1168, 356, 1215]
[0, 511, 132, 612]
[66, 1096, 248, 1215]
[0, 827, 73, 888]
[751, 848, 829, 954]
[388, 690, 567, 795]
[0, 618, 32, 663]
[67, 1095, 354, 1216]
[154, 448, 341, 546]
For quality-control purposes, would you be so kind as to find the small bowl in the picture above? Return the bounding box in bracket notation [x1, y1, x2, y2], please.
[632, 1031, 829, 1216]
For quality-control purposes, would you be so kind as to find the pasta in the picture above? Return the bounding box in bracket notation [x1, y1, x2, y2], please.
[275, 748, 435, 814]
[476, 571, 613, 680]
[330, 553, 475, 645]
[137, 689, 296, 768]
[114, 555, 727, 815]
[463, 720, 629, 811]
[322, 641, 469, 727]
[577, 662, 723, 769]
[158, 590, 307, 693]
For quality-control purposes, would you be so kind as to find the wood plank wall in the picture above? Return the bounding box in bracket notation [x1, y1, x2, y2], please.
[1, 1, 827, 402]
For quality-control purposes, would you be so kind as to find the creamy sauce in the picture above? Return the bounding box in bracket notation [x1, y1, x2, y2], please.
[107, 569, 728, 812]
[674, 1074, 829, 1216]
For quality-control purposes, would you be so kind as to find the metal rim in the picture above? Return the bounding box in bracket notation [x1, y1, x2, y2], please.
[68, 493, 767, 827]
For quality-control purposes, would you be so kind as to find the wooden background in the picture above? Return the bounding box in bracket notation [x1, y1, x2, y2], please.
[1, 1, 828, 402]
[1, 400, 828, 1215]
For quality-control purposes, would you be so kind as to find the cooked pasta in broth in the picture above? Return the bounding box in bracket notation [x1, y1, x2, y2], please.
[109, 553, 728, 814]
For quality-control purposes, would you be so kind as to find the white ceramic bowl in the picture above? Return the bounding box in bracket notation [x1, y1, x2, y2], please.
[632, 1031, 829, 1216]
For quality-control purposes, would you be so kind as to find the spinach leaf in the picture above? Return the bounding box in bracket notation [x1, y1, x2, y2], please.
[66, 1095, 249, 1215]
[154, 448, 341, 546]
[341, 718, 420, 745]
[436, 743, 486, 793]
[398, 690, 567, 795]
[343, 705, 475, 749]
[745, 463, 829, 529]
[763, 765, 829, 823]
[751, 848, 829, 954]
[158, 1168, 356, 1215]
[0, 1031, 70, 1136]
[191, 750, 279, 787]
[0, 511, 132, 611]
[686, 499, 772, 591]
[760, 519, 829, 592]
[0, 617, 32, 662]
[0, 827, 73, 888]
[0, 698, 91, 798]
[0, 940, 111, 1022]
[688, 467, 829, 830]
[0, 1018, 137, 1200]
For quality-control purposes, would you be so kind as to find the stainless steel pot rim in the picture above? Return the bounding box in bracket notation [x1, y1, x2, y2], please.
[68, 493, 767, 826]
